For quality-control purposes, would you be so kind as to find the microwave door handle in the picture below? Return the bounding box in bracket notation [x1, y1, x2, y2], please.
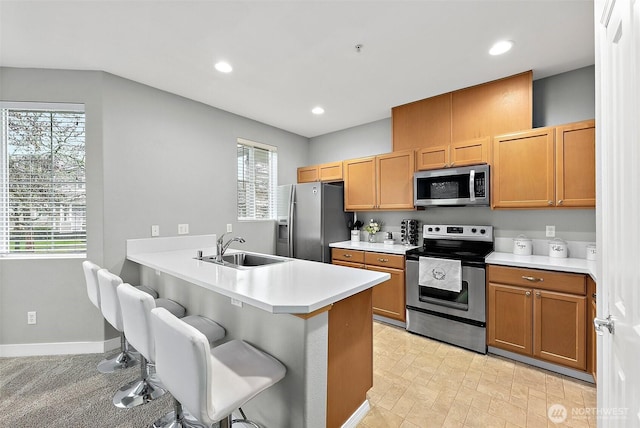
[469, 169, 476, 202]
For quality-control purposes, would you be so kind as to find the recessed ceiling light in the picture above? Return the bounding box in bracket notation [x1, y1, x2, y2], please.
[489, 40, 514, 56]
[214, 61, 233, 73]
[312, 106, 325, 115]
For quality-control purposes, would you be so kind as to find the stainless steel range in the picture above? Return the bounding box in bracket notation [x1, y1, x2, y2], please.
[405, 224, 493, 354]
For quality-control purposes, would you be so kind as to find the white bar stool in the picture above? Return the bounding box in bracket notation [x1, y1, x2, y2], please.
[114, 283, 203, 408]
[150, 307, 286, 428]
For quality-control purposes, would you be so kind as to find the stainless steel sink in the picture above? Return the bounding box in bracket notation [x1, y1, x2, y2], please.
[199, 252, 288, 269]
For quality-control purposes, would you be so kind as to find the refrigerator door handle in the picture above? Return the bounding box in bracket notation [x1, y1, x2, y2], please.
[289, 186, 295, 257]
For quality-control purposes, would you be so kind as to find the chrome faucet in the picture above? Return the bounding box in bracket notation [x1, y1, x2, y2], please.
[216, 233, 246, 262]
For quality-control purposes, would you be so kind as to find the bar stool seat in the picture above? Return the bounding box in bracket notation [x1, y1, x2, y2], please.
[151, 307, 286, 428]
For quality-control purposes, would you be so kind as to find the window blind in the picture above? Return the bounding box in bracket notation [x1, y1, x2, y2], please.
[0, 106, 86, 255]
[237, 138, 277, 220]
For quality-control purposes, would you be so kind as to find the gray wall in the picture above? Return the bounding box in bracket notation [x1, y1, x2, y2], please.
[0, 67, 308, 347]
[308, 66, 597, 243]
[533, 65, 595, 127]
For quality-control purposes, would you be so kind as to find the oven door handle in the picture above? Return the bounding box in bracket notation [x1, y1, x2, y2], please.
[469, 169, 476, 202]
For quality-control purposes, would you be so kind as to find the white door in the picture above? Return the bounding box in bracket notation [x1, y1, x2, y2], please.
[595, 0, 640, 426]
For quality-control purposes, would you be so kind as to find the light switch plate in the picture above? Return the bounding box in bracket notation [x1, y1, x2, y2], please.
[227, 223, 233, 233]
[178, 224, 189, 235]
[151, 225, 160, 237]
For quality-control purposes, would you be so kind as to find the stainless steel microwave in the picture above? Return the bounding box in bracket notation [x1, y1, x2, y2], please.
[414, 164, 490, 207]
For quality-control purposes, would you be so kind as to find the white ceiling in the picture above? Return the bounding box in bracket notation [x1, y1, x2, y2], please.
[0, 1, 595, 138]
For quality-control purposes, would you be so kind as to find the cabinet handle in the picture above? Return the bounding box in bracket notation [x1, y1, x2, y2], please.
[377, 258, 389, 263]
[592, 293, 597, 299]
[548, 200, 553, 205]
[343, 254, 352, 258]
[525, 291, 531, 296]
[521, 276, 544, 282]
[536, 291, 541, 298]
[558, 199, 564, 205]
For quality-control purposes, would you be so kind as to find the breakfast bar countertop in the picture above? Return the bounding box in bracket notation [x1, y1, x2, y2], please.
[127, 235, 389, 315]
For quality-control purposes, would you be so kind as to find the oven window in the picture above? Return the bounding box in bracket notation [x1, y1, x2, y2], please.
[419, 280, 469, 311]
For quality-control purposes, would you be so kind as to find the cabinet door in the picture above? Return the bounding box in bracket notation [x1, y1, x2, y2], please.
[492, 127, 555, 208]
[450, 137, 490, 168]
[415, 145, 450, 170]
[533, 289, 587, 370]
[392, 93, 452, 152]
[487, 283, 533, 355]
[319, 161, 343, 182]
[366, 264, 406, 322]
[587, 277, 597, 381]
[343, 157, 377, 210]
[452, 71, 532, 141]
[297, 165, 319, 183]
[376, 150, 415, 210]
[555, 120, 596, 207]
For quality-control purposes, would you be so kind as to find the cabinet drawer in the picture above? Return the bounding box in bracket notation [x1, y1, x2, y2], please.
[488, 265, 586, 295]
[364, 252, 405, 270]
[331, 248, 365, 263]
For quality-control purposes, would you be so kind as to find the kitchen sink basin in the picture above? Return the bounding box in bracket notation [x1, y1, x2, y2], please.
[199, 252, 288, 269]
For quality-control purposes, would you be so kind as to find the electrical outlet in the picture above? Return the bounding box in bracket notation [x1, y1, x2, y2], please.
[546, 225, 556, 238]
[226, 223, 233, 233]
[178, 223, 189, 235]
[151, 225, 160, 237]
[27, 311, 37, 325]
[231, 298, 243, 308]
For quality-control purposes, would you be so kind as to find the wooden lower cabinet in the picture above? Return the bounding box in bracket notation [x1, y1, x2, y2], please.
[587, 277, 597, 381]
[487, 265, 587, 371]
[332, 248, 406, 322]
[327, 288, 372, 427]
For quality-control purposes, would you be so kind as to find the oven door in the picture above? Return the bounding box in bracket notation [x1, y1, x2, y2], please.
[406, 259, 486, 323]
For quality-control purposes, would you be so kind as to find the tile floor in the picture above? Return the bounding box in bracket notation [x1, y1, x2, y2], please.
[358, 322, 597, 428]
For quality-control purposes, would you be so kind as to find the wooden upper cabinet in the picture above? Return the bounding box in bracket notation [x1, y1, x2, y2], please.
[450, 136, 491, 168]
[376, 150, 415, 210]
[451, 71, 533, 141]
[492, 127, 555, 208]
[344, 150, 414, 211]
[392, 93, 452, 152]
[555, 120, 596, 207]
[343, 157, 377, 210]
[297, 161, 343, 183]
[415, 145, 450, 170]
[297, 165, 319, 183]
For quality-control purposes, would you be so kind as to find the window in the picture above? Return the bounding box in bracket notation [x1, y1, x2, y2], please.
[236, 138, 277, 220]
[0, 102, 86, 255]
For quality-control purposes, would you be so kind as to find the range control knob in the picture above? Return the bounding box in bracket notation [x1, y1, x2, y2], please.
[480, 229, 486, 234]
[428, 227, 433, 232]
[435, 227, 440, 232]
[471, 228, 477, 233]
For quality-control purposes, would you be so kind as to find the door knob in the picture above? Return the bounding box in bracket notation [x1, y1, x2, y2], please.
[594, 315, 615, 335]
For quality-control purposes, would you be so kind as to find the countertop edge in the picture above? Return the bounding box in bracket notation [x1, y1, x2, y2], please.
[486, 252, 597, 282]
[329, 240, 419, 255]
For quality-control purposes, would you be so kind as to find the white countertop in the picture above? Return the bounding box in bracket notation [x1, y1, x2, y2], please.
[486, 251, 597, 281]
[127, 244, 390, 315]
[330, 240, 419, 255]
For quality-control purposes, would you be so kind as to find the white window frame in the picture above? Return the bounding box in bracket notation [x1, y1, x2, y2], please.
[0, 101, 86, 257]
[236, 137, 277, 221]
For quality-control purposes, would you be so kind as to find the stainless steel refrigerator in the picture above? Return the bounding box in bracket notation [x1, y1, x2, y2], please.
[276, 182, 353, 263]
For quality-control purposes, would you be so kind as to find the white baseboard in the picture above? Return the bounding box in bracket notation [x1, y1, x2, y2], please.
[0, 336, 120, 358]
[341, 400, 370, 428]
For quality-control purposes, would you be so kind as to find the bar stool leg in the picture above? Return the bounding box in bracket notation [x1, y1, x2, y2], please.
[97, 332, 138, 373]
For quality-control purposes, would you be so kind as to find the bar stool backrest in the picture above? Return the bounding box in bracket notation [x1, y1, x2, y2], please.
[117, 283, 157, 362]
[97, 269, 125, 332]
[82, 260, 102, 310]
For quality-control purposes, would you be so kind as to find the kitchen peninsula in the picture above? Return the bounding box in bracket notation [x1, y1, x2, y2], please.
[126, 234, 390, 428]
